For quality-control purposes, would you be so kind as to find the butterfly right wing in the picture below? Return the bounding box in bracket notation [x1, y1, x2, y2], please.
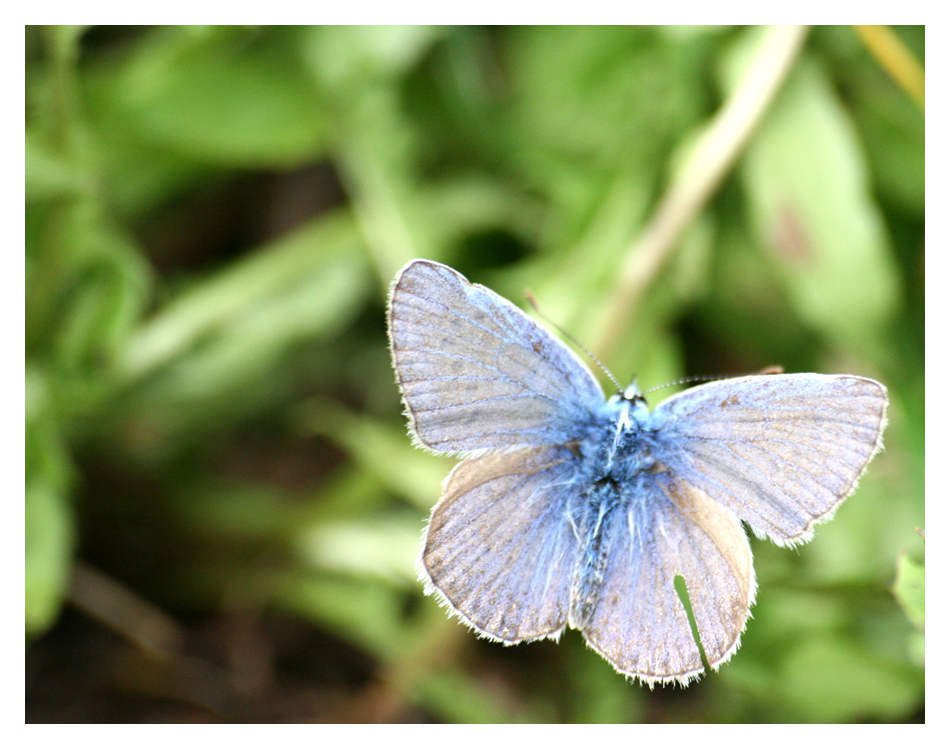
[646, 374, 887, 545]
[421, 445, 581, 642]
[583, 472, 755, 686]
[388, 260, 605, 454]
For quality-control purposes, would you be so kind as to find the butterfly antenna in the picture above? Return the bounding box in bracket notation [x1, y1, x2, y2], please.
[642, 365, 785, 397]
[524, 289, 625, 395]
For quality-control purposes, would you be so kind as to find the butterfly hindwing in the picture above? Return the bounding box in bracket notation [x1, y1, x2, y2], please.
[582, 472, 754, 685]
[422, 446, 580, 641]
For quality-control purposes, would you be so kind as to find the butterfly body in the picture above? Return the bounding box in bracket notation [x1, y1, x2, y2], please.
[388, 259, 887, 686]
[562, 390, 654, 628]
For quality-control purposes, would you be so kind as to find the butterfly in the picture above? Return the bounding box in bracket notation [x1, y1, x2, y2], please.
[386, 259, 888, 686]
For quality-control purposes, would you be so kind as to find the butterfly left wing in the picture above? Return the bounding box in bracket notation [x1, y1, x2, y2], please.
[422, 445, 580, 642]
[582, 472, 754, 686]
[388, 260, 605, 454]
[646, 373, 888, 545]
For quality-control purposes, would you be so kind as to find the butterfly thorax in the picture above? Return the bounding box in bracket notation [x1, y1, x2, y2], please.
[567, 391, 659, 630]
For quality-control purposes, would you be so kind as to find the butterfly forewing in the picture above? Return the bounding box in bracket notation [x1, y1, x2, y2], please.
[388, 260, 604, 454]
[647, 374, 888, 544]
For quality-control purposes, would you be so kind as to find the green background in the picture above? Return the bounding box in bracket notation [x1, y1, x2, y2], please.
[26, 25, 924, 722]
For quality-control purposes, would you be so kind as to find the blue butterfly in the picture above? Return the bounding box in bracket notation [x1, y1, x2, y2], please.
[387, 259, 888, 686]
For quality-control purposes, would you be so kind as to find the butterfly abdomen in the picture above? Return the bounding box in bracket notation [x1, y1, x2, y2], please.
[568, 479, 621, 629]
[567, 407, 656, 630]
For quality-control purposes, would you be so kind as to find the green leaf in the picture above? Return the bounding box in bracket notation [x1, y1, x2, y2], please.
[118, 209, 366, 383]
[295, 514, 420, 588]
[296, 398, 453, 514]
[302, 25, 442, 96]
[729, 43, 900, 347]
[25, 129, 89, 202]
[92, 27, 330, 167]
[778, 636, 922, 722]
[279, 575, 410, 661]
[893, 550, 924, 630]
[25, 368, 75, 637]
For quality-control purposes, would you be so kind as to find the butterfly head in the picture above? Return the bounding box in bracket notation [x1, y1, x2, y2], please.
[605, 382, 651, 431]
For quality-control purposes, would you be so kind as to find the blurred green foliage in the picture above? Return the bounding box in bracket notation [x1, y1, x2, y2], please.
[25, 25, 923, 722]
